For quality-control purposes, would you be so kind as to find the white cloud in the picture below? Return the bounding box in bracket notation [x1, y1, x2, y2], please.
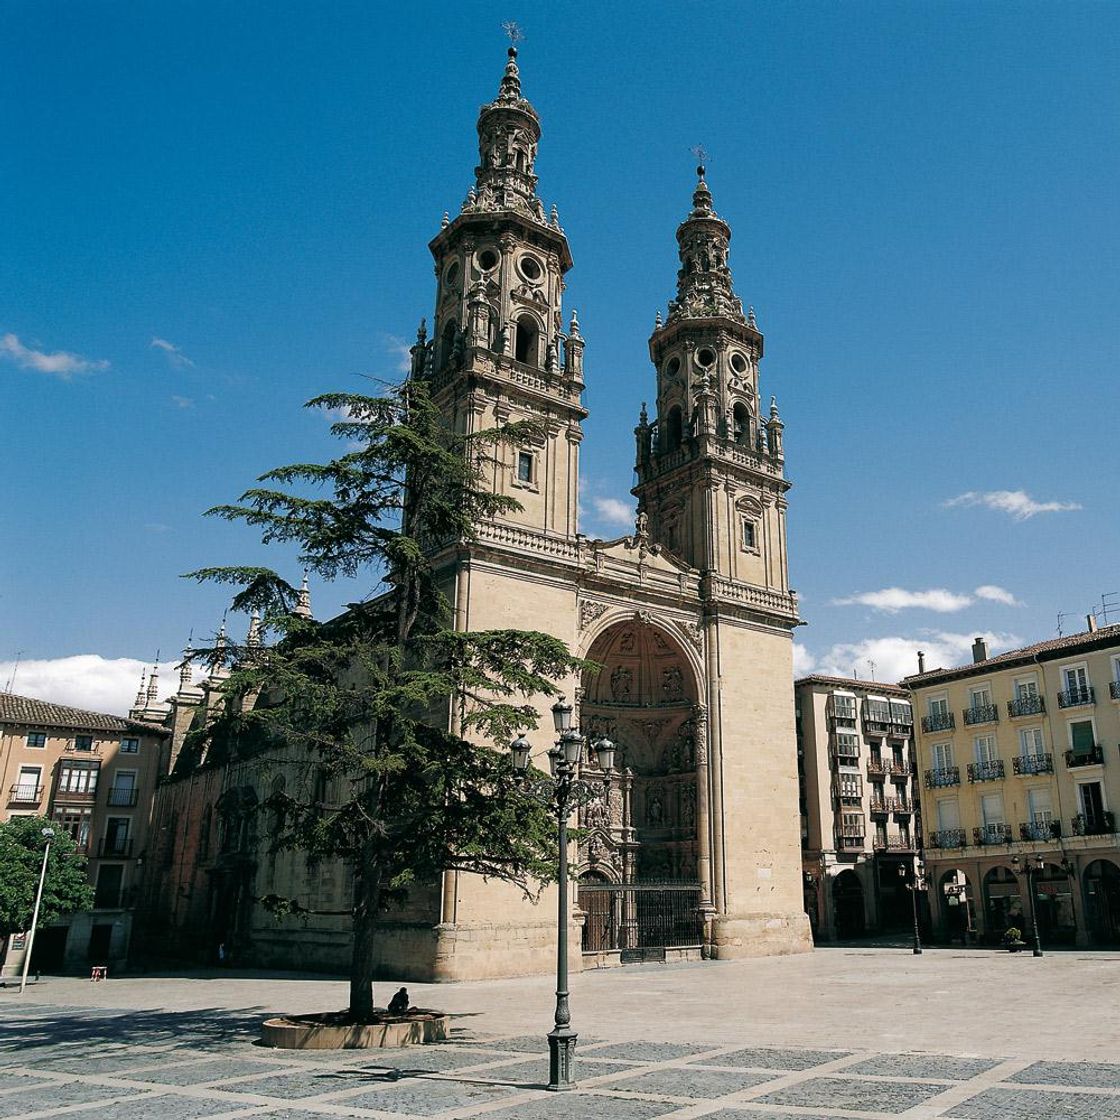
[0, 332, 109, 378]
[802, 630, 1020, 685]
[382, 334, 413, 374]
[170, 394, 194, 409]
[0, 656, 190, 717]
[151, 336, 195, 368]
[591, 497, 634, 528]
[792, 643, 816, 676]
[944, 490, 1082, 520]
[833, 584, 1021, 613]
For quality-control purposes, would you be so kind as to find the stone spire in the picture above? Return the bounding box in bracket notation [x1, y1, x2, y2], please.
[133, 668, 147, 710]
[178, 646, 194, 693]
[465, 45, 545, 224]
[146, 660, 160, 706]
[667, 164, 747, 325]
[294, 573, 313, 619]
[246, 611, 262, 649]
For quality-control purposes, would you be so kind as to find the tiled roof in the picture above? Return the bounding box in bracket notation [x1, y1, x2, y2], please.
[0, 692, 169, 735]
[794, 674, 909, 697]
[903, 624, 1120, 688]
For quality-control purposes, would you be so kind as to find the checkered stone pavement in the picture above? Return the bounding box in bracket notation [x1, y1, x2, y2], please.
[4, 1002, 1120, 1118]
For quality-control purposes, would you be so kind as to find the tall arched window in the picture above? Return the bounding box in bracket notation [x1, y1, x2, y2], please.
[666, 406, 683, 451]
[514, 315, 539, 365]
[732, 402, 751, 444]
[441, 320, 457, 367]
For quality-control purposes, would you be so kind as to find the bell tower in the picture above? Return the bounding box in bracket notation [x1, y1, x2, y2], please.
[633, 163, 791, 596]
[419, 45, 586, 539]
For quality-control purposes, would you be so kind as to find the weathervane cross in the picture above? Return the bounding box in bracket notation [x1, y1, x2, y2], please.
[502, 20, 524, 46]
[691, 143, 709, 167]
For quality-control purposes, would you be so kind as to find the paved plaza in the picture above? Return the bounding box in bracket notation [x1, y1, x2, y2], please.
[3, 948, 1120, 1118]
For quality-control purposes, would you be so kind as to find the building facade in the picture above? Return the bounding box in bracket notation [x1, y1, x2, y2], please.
[0, 691, 170, 976]
[139, 47, 812, 980]
[906, 625, 1120, 946]
[795, 676, 921, 940]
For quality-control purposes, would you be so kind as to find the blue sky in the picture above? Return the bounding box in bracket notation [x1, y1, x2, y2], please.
[2, 1, 1118, 711]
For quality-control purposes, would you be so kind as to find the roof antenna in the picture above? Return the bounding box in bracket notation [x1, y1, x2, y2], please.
[3, 651, 22, 694]
[867, 659, 877, 682]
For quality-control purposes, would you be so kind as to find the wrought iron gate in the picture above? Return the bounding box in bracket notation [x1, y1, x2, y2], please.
[578, 880, 704, 955]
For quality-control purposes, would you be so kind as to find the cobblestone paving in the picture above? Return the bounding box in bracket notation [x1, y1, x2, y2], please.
[3, 1002, 1120, 1118]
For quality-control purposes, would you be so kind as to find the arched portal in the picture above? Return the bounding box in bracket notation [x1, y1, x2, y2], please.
[983, 865, 1022, 939]
[576, 618, 704, 958]
[1034, 862, 1077, 944]
[938, 868, 974, 944]
[1084, 859, 1120, 944]
[832, 870, 865, 939]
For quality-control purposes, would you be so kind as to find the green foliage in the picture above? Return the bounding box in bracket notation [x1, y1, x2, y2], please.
[184, 378, 589, 1019]
[0, 816, 94, 939]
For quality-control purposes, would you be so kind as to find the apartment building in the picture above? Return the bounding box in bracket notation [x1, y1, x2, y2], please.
[0, 693, 170, 975]
[796, 676, 921, 940]
[905, 625, 1120, 946]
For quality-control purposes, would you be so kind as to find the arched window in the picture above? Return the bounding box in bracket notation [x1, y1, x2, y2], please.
[441, 320, 457, 367]
[732, 402, 751, 444]
[665, 405, 683, 451]
[514, 315, 539, 365]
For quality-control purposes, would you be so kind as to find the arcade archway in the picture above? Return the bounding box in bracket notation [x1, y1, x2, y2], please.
[576, 618, 705, 957]
[1084, 859, 1120, 945]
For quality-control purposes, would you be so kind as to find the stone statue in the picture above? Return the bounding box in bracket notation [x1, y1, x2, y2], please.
[610, 666, 633, 702]
[662, 665, 684, 701]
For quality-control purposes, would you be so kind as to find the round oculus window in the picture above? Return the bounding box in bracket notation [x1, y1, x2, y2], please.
[445, 260, 460, 286]
[696, 347, 716, 368]
[518, 255, 543, 281]
[665, 356, 681, 377]
[477, 248, 499, 272]
[730, 352, 748, 374]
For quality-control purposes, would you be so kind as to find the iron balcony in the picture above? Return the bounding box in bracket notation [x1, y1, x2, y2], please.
[963, 704, 999, 726]
[1013, 753, 1054, 775]
[106, 787, 139, 807]
[925, 766, 960, 788]
[1019, 820, 1062, 842]
[1064, 744, 1104, 768]
[1071, 812, 1115, 836]
[1058, 686, 1095, 708]
[97, 837, 134, 858]
[922, 712, 955, 733]
[967, 759, 1005, 783]
[869, 798, 889, 815]
[873, 836, 915, 852]
[928, 828, 966, 849]
[1008, 695, 1045, 718]
[973, 823, 1013, 846]
[7, 783, 44, 804]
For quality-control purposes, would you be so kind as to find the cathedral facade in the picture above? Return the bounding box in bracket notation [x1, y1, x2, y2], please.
[137, 48, 811, 979]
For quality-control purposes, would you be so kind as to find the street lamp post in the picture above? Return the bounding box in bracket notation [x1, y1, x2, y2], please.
[1012, 854, 1044, 957]
[898, 861, 924, 954]
[509, 698, 614, 1092]
[19, 827, 56, 995]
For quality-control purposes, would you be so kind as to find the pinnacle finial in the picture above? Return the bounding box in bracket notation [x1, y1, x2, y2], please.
[748, 305, 757, 327]
[247, 610, 262, 649]
[568, 309, 582, 339]
[146, 658, 160, 705]
[770, 394, 780, 418]
[134, 668, 147, 709]
[654, 309, 663, 328]
[639, 400, 649, 425]
[441, 211, 449, 229]
[179, 645, 193, 691]
[497, 23, 524, 100]
[294, 571, 313, 619]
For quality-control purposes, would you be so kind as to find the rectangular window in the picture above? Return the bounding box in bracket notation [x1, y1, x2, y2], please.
[1079, 781, 1105, 821]
[57, 760, 100, 795]
[865, 698, 891, 724]
[741, 519, 756, 550]
[119, 737, 139, 754]
[937, 799, 960, 831]
[516, 451, 534, 483]
[107, 771, 137, 806]
[888, 700, 912, 726]
[94, 864, 124, 910]
[837, 773, 863, 800]
[841, 811, 864, 836]
[831, 693, 857, 721]
[834, 732, 859, 759]
[73, 734, 94, 752]
[51, 808, 92, 850]
[932, 742, 954, 770]
[980, 793, 1005, 826]
[103, 817, 131, 857]
[969, 686, 992, 709]
[1014, 677, 1039, 700]
[1028, 788, 1053, 823]
[974, 735, 998, 764]
[929, 696, 949, 718]
[14, 767, 41, 800]
[1019, 727, 1044, 757]
[1070, 720, 1096, 753]
[26, 731, 47, 749]
[1064, 665, 1089, 693]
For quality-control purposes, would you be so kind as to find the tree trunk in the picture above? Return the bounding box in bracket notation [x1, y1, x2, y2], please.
[349, 850, 382, 1023]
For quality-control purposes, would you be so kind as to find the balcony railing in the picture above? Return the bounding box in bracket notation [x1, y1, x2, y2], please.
[963, 704, 999, 726]
[973, 823, 1013, 846]
[1065, 744, 1104, 768]
[925, 766, 960, 788]
[1019, 820, 1062, 842]
[967, 759, 1005, 783]
[1009, 695, 1045, 718]
[886, 759, 914, 776]
[64, 742, 101, 754]
[869, 798, 889, 815]
[928, 828, 967, 849]
[922, 712, 955, 733]
[1058, 686, 1095, 709]
[867, 757, 886, 776]
[892, 798, 914, 814]
[1013, 753, 1054, 775]
[1110, 680, 1120, 700]
[8, 784, 44, 804]
[873, 836, 915, 852]
[106, 787, 139, 807]
[97, 837, 134, 858]
[863, 718, 891, 735]
[1072, 812, 1115, 837]
[890, 721, 914, 738]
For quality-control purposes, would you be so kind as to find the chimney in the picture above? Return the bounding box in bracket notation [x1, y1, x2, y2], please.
[917, 650, 926, 674]
[1087, 614, 1098, 633]
[972, 636, 989, 664]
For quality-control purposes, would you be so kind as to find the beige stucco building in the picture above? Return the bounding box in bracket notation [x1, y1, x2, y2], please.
[906, 625, 1120, 947]
[795, 676, 921, 940]
[0, 690, 170, 976]
[138, 46, 811, 979]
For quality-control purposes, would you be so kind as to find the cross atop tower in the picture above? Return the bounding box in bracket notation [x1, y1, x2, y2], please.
[501, 20, 524, 47]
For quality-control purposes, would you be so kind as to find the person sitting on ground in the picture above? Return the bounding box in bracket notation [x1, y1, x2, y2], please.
[387, 986, 410, 1015]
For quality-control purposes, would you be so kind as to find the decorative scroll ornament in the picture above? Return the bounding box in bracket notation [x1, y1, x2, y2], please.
[579, 600, 609, 630]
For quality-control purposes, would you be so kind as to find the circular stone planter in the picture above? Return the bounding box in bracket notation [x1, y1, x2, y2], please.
[262, 1011, 448, 1050]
